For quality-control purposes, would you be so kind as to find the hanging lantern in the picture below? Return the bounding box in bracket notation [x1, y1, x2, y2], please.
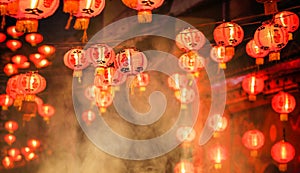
[25, 33, 43, 46]
[208, 114, 228, 138]
[4, 134, 16, 146]
[174, 160, 194, 173]
[210, 45, 234, 69]
[27, 139, 41, 150]
[87, 43, 115, 68]
[0, 0, 18, 29]
[175, 28, 206, 52]
[63, 48, 90, 82]
[2, 156, 14, 169]
[6, 74, 24, 108]
[115, 48, 148, 76]
[8, 0, 59, 33]
[6, 39, 22, 51]
[256, 0, 278, 15]
[7, 148, 22, 162]
[242, 129, 265, 157]
[4, 120, 18, 133]
[178, 51, 205, 74]
[131, 72, 150, 92]
[12, 54, 28, 67]
[6, 26, 24, 39]
[274, 11, 299, 40]
[254, 22, 289, 61]
[246, 39, 269, 65]
[271, 140, 295, 172]
[0, 94, 14, 110]
[38, 44, 56, 57]
[82, 110, 96, 125]
[24, 151, 37, 161]
[0, 32, 6, 42]
[29, 53, 45, 64]
[174, 87, 195, 106]
[176, 126, 196, 143]
[95, 88, 113, 113]
[18, 61, 30, 69]
[167, 73, 189, 90]
[242, 75, 265, 101]
[209, 145, 227, 169]
[94, 67, 116, 88]
[21, 147, 32, 157]
[38, 104, 55, 123]
[271, 91, 296, 121]
[3, 63, 18, 76]
[213, 22, 244, 57]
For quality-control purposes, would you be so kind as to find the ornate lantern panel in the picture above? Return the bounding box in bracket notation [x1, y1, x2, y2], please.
[87, 44, 115, 68]
[210, 45, 233, 69]
[6, 39, 22, 51]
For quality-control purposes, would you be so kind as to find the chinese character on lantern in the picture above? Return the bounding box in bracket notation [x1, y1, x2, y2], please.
[274, 11, 299, 40]
[246, 39, 269, 65]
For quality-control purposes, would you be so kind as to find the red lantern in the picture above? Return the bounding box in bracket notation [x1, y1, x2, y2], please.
[271, 91, 296, 121]
[254, 22, 289, 61]
[175, 28, 206, 52]
[4, 134, 16, 146]
[174, 87, 195, 105]
[210, 45, 234, 69]
[38, 104, 55, 123]
[95, 88, 113, 113]
[174, 161, 194, 173]
[131, 72, 150, 92]
[4, 120, 18, 133]
[38, 45, 56, 57]
[8, 0, 59, 33]
[6, 75, 24, 108]
[210, 145, 227, 169]
[122, 0, 164, 23]
[34, 58, 51, 68]
[274, 11, 299, 40]
[208, 114, 228, 138]
[6, 39, 22, 51]
[242, 75, 265, 101]
[242, 129, 265, 157]
[94, 67, 116, 88]
[2, 156, 14, 169]
[6, 26, 24, 38]
[178, 51, 205, 74]
[246, 39, 269, 65]
[0, 32, 6, 42]
[29, 53, 45, 64]
[27, 139, 41, 150]
[87, 44, 115, 68]
[7, 148, 22, 161]
[25, 33, 43, 46]
[3, 63, 18, 76]
[82, 110, 96, 125]
[12, 54, 28, 67]
[0, 94, 14, 110]
[271, 140, 295, 172]
[115, 48, 148, 75]
[167, 73, 188, 90]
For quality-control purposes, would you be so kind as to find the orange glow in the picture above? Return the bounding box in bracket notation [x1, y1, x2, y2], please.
[38, 45, 56, 56]
[2, 156, 14, 169]
[27, 139, 41, 149]
[4, 121, 18, 133]
[4, 134, 16, 145]
[6, 40, 22, 51]
[7, 26, 24, 38]
[4, 63, 18, 76]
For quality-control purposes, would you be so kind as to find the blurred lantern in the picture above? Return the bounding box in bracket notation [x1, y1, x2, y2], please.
[254, 22, 289, 61]
[34, 96, 44, 107]
[84, 85, 97, 101]
[7, 148, 22, 161]
[25, 33, 43, 46]
[210, 145, 227, 169]
[115, 48, 148, 75]
[6, 26, 24, 38]
[4, 120, 18, 133]
[271, 91, 296, 121]
[242, 75, 265, 101]
[95, 88, 113, 113]
[121, 0, 164, 23]
[94, 67, 116, 88]
[0, 32, 6, 42]
[29, 53, 45, 64]
[246, 39, 269, 65]
[256, 0, 279, 15]
[176, 126, 196, 143]
[210, 45, 234, 69]
[0, 94, 14, 110]
[3, 63, 18, 76]
[213, 22, 244, 57]
[167, 73, 190, 91]
[8, 0, 59, 33]
[174, 87, 195, 106]
[82, 110, 96, 125]
[34, 58, 51, 68]
[178, 51, 205, 75]
[131, 72, 150, 92]
[38, 45, 56, 57]
[11, 54, 28, 67]
[21, 147, 31, 157]
[271, 140, 295, 172]
[0, 0, 18, 29]
[27, 139, 41, 150]
[2, 156, 14, 169]
[6, 75, 24, 108]
[208, 114, 228, 138]
[274, 11, 299, 40]
[88, 43, 115, 68]
[38, 104, 55, 123]
[174, 160, 194, 173]
[63, 48, 89, 82]
[4, 134, 16, 146]
[24, 152, 37, 161]
[17, 61, 30, 69]
[242, 129, 265, 157]
[175, 28, 206, 52]
[6, 39, 22, 51]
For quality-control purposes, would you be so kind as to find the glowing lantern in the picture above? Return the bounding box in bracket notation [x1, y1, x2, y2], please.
[131, 72, 150, 92]
[12, 54, 28, 67]
[95, 88, 113, 113]
[242, 75, 265, 101]
[122, 0, 164, 23]
[82, 110, 96, 125]
[271, 140, 295, 172]
[176, 126, 196, 143]
[7, 148, 22, 161]
[0, 32, 6, 42]
[38, 44, 56, 57]
[174, 161, 194, 173]
[0, 94, 14, 110]
[256, 0, 279, 15]
[210, 145, 227, 169]
[242, 129, 265, 157]
[9, 0, 59, 33]
[115, 48, 148, 75]
[21, 147, 32, 156]
[4, 134, 16, 146]
[272, 91, 296, 121]
[24, 152, 37, 161]
[4, 120, 18, 133]
[210, 45, 234, 69]
[87, 44, 115, 68]
[18, 71, 46, 100]
[208, 114, 228, 138]
[2, 156, 14, 169]
[29, 53, 45, 64]
[174, 87, 195, 105]
[6, 75, 24, 108]
[6, 39, 22, 51]
[254, 22, 289, 61]
[274, 11, 299, 40]
[246, 39, 269, 65]
[0, 0, 18, 29]
[34, 58, 51, 68]
[3, 63, 18, 76]
[175, 28, 206, 52]
[38, 104, 55, 123]
[25, 33, 43, 46]
[6, 26, 24, 38]
[94, 67, 116, 88]
[213, 22, 244, 57]
[167, 73, 188, 90]
[27, 139, 41, 149]
[178, 51, 205, 74]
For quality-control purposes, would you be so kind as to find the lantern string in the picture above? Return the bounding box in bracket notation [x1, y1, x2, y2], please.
[283, 128, 286, 141]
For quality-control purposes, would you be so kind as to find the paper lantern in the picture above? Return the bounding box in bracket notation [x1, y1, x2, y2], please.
[271, 91, 296, 121]
[167, 73, 188, 90]
[210, 145, 227, 169]
[6, 26, 24, 38]
[210, 45, 234, 69]
[242, 129, 265, 157]
[174, 87, 195, 105]
[38, 104, 55, 123]
[94, 67, 116, 88]
[271, 140, 295, 172]
[131, 72, 150, 92]
[4, 134, 16, 146]
[0, 94, 14, 110]
[0, 0, 18, 29]
[2, 156, 14, 169]
[175, 28, 206, 52]
[174, 161, 194, 173]
[246, 39, 269, 65]
[274, 11, 299, 40]
[87, 43, 115, 68]
[27, 139, 41, 149]
[6, 39, 22, 51]
[12, 54, 28, 66]
[7, 148, 21, 161]
[0, 32, 6, 42]
[115, 48, 148, 75]
[4, 120, 18, 133]
[207, 114, 228, 138]
[256, 0, 279, 15]
[38, 44, 56, 57]
[29, 53, 45, 63]
[82, 110, 96, 125]
[25, 33, 43, 46]
[3, 63, 18, 76]
[254, 22, 289, 61]
[242, 75, 265, 101]
[34, 58, 51, 68]
[178, 51, 205, 74]
[95, 88, 113, 113]
[8, 0, 60, 33]
[121, 0, 164, 23]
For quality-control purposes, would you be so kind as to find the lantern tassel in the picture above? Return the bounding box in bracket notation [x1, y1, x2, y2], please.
[1, 15, 5, 29]
[65, 14, 73, 30]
